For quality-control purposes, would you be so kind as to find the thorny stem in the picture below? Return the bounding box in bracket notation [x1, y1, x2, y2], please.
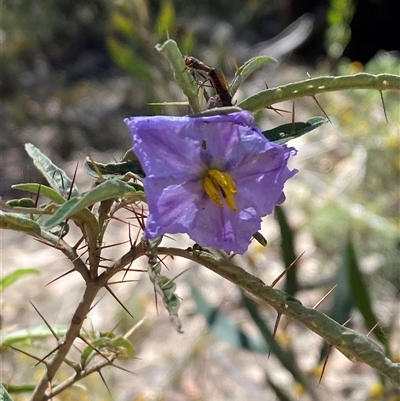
[31, 281, 102, 401]
[158, 247, 400, 387]
[30, 241, 146, 401]
[35, 230, 90, 282]
[238, 73, 400, 111]
[48, 355, 118, 398]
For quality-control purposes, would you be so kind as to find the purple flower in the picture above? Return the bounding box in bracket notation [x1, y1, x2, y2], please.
[124, 110, 297, 254]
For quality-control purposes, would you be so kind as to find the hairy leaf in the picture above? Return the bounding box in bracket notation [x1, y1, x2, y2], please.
[0, 211, 41, 235]
[84, 157, 145, 180]
[25, 144, 79, 198]
[44, 179, 144, 229]
[230, 55, 276, 96]
[11, 183, 66, 204]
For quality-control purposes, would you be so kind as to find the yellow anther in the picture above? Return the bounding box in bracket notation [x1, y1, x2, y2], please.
[203, 168, 237, 212]
[203, 176, 223, 206]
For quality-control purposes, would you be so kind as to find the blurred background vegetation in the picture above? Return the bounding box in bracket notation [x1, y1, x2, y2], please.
[1, 0, 399, 400]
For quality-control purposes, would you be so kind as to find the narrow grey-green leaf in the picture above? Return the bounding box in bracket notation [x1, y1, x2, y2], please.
[242, 295, 319, 399]
[1, 384, 14, 401]
[84, 157, 145, 179]
[190, 283, 268, 353]
[1, 326, 69, 346]
[0, 268, 40, 293]
[3, 384, 35, 395]
[11, 183, 66, 204]
[44, 179, 144, 229]
[107, 36, 151, 79]
[265, 376, 296, 401]
[345, 236, 389, 352]
[263, 116, 327, 144]
[25, 144, 79, 197]
[156, 39, 200, 113]
[229, 56, 276, 96]
[0, 211, 41, 235]
[274, 206, 299, 295]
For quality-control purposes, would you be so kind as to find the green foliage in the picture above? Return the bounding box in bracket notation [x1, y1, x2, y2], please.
[106, 36, 152, 79]
[274, 206, 298, 295]
[1, 38, 399, 399]
[44, 179, 144, 229]
[326, 0, 356, 60]
[84, 156, 145, 180]
[343, 236, 390, 353]
[25, 144, 79, 198]
[0, 269, 40, 293]
[1, 384, 14, 401]
[262, 117, 327, 145]
[80, 334, 134, 368]
[1, 326, 70, 347]
[190, 283, 268, 353]
[229, 55, 277, 96]
[157, 0, 176, 38]
[0, 211, 41, 235]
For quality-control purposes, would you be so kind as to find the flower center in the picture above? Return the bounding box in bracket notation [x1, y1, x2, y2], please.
[203, 168, 237, 212]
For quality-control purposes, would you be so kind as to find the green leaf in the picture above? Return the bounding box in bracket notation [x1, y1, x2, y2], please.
[84, 157, 145, 180]
[106, 36, 151, 79]
[274, 206, 299, 295]
[111, 12, 136, 37]
[156, 39, 200, 113]
[25, 144, 79, 198]
[229, 56, 276, 96]
[0, 268, 40, 293]
[1, 385, 14, 401]
[6, 198, 36, 208]
[265, 376, 296, 401]
[44, 179, 144, 229]
[3, 384, 35, 395]
[157, 0, 176, 37]
[0, 211, 41, 235]
[328, 246, 354, 325]
[190, 283, 268, 353]
[242, 295, 318, 398]
[262, 116, 327, 144]
[110, 335, 135, 357]
[81, 335, 134, 367]
[1, 326, 69, 346]
[318, 246, 354, 363]
[11, 183, 66, 204]
[344, 236, 389, 352]
[81, 337, 112, 367]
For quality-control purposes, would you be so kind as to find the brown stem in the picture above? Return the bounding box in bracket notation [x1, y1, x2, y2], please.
[30, 239, 145, 400]
[31, 281, 101, 401]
